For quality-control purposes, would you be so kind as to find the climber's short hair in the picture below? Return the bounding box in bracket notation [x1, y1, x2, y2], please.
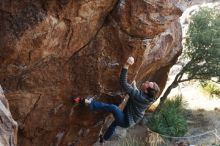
[142, 81, 160, 100]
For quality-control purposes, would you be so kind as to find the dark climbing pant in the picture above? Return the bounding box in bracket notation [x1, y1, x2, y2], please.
[89, 100, 129, 140]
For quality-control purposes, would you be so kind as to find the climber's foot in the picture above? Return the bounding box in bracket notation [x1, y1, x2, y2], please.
[70, 96, 85, 105]
[99, 134, 105, 145]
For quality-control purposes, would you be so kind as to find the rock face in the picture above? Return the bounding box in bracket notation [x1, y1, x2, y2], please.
[0, 85, 18, 146]
[0, 0, 183, 146]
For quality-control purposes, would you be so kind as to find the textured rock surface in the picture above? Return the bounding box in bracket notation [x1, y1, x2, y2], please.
[0, 0, 183, 146]
[0, 85, 18, 146]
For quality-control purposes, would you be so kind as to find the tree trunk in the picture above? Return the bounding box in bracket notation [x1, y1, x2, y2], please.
[156, 71, 184, 111]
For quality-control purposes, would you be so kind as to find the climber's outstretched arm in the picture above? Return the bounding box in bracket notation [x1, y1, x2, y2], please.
[119, 57, 139, 96]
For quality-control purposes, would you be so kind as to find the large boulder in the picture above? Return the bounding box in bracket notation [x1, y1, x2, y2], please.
[0, 0, 183, 145]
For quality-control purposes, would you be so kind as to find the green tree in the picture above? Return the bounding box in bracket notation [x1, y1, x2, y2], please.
[159, 7, 220, 107]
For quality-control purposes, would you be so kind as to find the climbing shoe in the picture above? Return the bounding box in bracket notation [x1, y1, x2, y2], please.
[70, 96, 85, 105]
[99, 134, 105, 145]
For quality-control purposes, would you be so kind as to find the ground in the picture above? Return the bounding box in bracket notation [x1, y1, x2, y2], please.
[173, 82, 220, 145]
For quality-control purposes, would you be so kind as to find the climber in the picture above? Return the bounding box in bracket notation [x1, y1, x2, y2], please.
[71, 56, 160, 144]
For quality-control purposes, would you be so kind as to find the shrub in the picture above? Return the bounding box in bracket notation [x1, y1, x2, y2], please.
[147, 96, 188, 137]
[201, 81, 220, 97]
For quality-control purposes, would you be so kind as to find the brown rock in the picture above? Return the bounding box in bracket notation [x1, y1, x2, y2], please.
[0, 0, 183, 146]
[112, 0, 182, 38]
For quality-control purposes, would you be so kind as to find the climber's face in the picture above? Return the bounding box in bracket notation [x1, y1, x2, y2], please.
[141, 81, 154, 93]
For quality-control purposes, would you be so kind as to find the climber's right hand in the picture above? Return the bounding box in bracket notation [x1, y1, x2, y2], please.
[126, 56, 134, 65]
[123, 56, 134, 69]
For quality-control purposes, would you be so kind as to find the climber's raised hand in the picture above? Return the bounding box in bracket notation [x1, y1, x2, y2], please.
[123, 56, 134, 69]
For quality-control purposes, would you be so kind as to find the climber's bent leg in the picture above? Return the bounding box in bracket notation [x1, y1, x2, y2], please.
[90, 100, 127, 125]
